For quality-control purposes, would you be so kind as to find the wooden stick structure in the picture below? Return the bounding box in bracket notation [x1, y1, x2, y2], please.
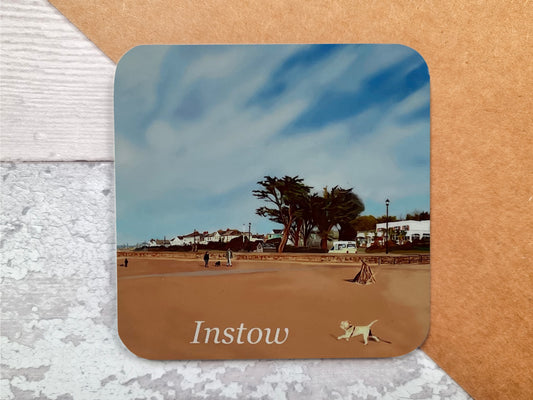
[351, 260, 376, 285]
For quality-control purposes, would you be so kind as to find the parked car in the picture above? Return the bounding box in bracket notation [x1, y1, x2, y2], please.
[328, 241, 357, 254]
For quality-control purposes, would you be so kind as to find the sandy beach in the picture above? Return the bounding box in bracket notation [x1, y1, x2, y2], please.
[117, 253, 430, 360]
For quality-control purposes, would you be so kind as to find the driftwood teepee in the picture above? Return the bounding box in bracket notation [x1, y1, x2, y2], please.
[351, 260, 376, 285]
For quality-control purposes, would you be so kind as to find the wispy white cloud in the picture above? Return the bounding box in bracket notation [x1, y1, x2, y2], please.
[115, 45, 430, 242]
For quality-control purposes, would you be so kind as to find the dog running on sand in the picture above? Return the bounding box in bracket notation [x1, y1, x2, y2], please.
[337, 320, 391, 345]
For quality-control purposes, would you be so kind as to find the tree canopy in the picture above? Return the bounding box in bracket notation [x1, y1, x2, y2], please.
[351, 215, 378, 233]
[254, 176, 364, 252]
[313, 186, 365, 249]
[376, 215, 398, 224]
[406, 210, 430, 220]
[253, 176, 311, 253]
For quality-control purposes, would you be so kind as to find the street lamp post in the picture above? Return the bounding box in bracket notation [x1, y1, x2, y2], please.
[385, 199, 390, 254]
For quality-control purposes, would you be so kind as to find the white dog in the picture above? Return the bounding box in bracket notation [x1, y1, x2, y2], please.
[337, 320, 381, 345]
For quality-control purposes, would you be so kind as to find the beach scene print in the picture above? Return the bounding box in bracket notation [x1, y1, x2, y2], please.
[115, 44, 430, 359]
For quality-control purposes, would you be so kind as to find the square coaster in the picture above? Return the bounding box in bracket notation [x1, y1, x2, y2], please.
[115, 44, 430, 360]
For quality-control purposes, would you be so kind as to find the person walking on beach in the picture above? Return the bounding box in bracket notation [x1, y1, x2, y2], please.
[203, 251, 209, 268]
[226, 248, 233, 267]
[124, 258, 128, 268]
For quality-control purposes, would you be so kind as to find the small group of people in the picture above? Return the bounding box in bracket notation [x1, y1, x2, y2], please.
[204, 248, 233, 268]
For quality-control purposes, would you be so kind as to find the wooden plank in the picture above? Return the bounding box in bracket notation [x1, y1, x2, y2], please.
[0, 0, 115, 161]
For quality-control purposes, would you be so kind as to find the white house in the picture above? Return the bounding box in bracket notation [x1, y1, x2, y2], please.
[375, 220, 430, 244]
[170, 236, 184, 246]
[204, 231, 221, 243]
[220, 229, 242, 243]
[148, 238, 170, 247]
[356, 230, 376, 247]
[181, 231, 202, 245]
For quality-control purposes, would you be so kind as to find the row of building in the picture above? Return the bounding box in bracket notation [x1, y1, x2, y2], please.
[357, 220, 430, 247]
[147, 228, 266, 247]
[145, 220, 430, 249]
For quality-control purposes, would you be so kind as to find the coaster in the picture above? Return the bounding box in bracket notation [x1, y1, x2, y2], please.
[115, 44, 430, 360]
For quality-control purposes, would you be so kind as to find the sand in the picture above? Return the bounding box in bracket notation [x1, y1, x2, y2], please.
[117, 254, 430, 360]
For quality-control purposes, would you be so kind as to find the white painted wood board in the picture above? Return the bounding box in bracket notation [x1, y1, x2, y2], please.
[1, 0, 115, 161]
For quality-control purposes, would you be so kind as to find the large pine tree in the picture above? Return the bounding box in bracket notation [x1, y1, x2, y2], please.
[313, 186, 365, 250]
[253, 176, 311, 253]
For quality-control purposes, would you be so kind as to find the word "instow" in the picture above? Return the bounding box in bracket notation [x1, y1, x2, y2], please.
[190, 321, 289, 345]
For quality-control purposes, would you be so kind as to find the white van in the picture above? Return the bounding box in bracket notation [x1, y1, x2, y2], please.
[329, 241, 357, 254]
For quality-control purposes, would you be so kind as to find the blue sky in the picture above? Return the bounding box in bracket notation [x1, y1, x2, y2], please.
[115, 44, 430, 245]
